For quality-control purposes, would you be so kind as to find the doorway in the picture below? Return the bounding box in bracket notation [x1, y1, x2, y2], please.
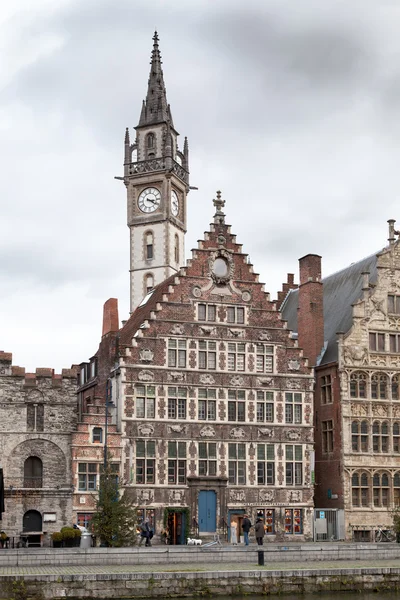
[198, 490, 216, 533]
[227, 509, 245, 543]
[167, 510, 186, 545]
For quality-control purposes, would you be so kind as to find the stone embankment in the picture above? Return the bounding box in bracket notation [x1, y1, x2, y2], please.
[1, 543, 400, 599]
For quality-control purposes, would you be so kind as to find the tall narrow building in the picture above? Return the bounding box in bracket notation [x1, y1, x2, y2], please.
[123, 32, 190, 313]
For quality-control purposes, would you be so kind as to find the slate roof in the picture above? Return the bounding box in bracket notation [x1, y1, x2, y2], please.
[281, 252, 380, 365]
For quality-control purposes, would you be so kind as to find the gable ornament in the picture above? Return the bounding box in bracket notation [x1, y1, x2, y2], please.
[140, 349, 154, 362]
[138, 370, 154, 382]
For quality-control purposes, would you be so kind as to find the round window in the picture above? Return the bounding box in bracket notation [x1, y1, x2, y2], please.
[213, 257, 229, 277]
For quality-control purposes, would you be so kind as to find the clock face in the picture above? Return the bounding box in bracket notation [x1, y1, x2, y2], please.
[138, 188, 161, 213]
[171, 190, 179, 216]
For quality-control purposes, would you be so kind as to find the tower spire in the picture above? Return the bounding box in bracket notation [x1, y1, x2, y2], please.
[138, 31, 174, 128]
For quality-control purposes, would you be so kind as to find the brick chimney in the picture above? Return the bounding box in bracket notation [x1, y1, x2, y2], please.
[102, 298, 119, 337]
[297, 254, 324, 367]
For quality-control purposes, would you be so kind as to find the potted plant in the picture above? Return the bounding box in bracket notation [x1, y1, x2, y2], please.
[51, 532, 63, 548]
[61, 527, 76, 547]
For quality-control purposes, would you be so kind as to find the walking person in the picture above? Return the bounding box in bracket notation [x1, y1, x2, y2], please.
[242, 514, 252, 546]
[255, 517, 265, 545]
[230, 520, 238, 546]
[138, 518, 152, 547]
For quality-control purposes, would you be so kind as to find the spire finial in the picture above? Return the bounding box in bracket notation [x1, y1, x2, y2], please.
[213, 190, 226, 224]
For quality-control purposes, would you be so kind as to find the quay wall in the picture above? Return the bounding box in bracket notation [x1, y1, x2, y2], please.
[2, 567, 400, 599]
[1, 543, 400, 567]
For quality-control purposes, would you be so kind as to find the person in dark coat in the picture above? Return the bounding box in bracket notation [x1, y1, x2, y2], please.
[255, 517, 265, 546]
[139, 518, 152, 547]
[242, 514, 252, 546]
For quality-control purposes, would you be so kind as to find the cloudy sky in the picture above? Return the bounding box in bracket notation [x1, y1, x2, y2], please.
[1, 0, 400, 372]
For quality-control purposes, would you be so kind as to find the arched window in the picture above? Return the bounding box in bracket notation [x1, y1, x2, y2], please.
[372, 421, 389, 453]
[23, 510, 42, 533]
[146, 133, 155, 157]
[371, 374, 388, 399]
[145, 273, 154, 294]
[351, 420, 368, 452]
[131, 147, 138, 163]
[394, 472, 400, 505]
[393, 375, 399, 400]
[394, 423, 400, 453]
[24, 456, 43, 488]
[350, 372, 367, 398]
[352, 471, 369, 507]
[145, 231, 154, 260]
[373, 472, 390, 507]
[174, 234, 179, 264]
[92, 427, 103, 443]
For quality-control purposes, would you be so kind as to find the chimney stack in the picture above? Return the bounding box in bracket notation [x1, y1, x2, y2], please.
[297, 254, 324, 367]
[102, 298, 119, 337]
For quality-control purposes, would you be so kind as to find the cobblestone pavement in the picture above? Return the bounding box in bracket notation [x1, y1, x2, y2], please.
[1, 559, 400, 576]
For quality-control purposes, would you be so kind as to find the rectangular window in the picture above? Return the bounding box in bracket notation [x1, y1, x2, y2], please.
[390, 334, 400, 353]
[369, 332, 385, 352]
[228, 443, 246, 485]
[285, 445, 303, 485]
[256, 391, 274, 422]
[321, 374, 332, 404]
[227, 342, 246, 371]
[226, 306, 245, 324]
[198, 442, 217, 476]
[198, 304, 216, 322]
[77, 513, 93, 529]
[78, 463, 97, 491]
[136, 440, 156, 484]
[135, 384, 156, 418]
[256, 443, 275, 485]
[256, 344, 274, 373]
[228, 389, 246, 422]
[285, 392, 302, 424]
[388, 295, 400, 314]
[26, 403, 44, 432]
[167, 387, 187, 420]
[168, 441, 187, 484]
[284, 509, 303, 534]
[198, 388, 217, 420]
[168, 339, 187, 368]
[199, 340, 217, 370]
[322, 420, 333, 453]
[146, 244, 153, 259]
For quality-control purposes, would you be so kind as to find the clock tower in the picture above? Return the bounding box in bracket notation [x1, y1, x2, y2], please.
[123, 32, 190, 312]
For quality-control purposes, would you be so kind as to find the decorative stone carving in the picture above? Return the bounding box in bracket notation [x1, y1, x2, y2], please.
[258, 427, 273, 438]
[288, 490, 302, 503]
[286, 429, 301, 441]
[168, 372, 186, 382]
[230, 489, 246, 502]
[343, 345, 368, 365]
[230, 427, 246, 439]
[288, 359, 300, 371]
[168, 424, 187, 434]
[217, 235, 226, 246]
[370, 297, 386, 318]
[208, 249, 234, 285]
[258, 331, 272, 341]
[140, 349, 154, 362]
[257, 377, 273, 387]
[286, 380, 301, 390]
[230, 375, 245, 386]
[138, 370, 154, 382]
[370, 355, 388, 367]
[170, 324, 184, 335]
[228, 329, 244, 338]
[259, 490, 274, 503]
[200, 374, 215, 385]
[192, 286, 202, 298]
[200, 425, 216, 438]
[351, 402, 368, 417]
[169, 489, 185, 503]
[393, 405, 400, 418]
[372, 404, 389, 417]
[199, 325, 216, 335]
[137, 489, 154, 504]
[138, 423, 155, 436]
[241, 291, 251, 302]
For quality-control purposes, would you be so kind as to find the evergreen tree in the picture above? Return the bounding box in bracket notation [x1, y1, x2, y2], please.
[91, 459, 137, 547]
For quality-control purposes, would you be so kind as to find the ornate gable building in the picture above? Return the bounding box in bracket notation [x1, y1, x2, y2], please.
[282, 221, 400, 541]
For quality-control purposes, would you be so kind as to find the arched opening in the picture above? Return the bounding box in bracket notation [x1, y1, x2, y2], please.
[373, 472, 390, 507]
[351, 420, 368, 452]
[351, 471, 369, 507]
[146, 132, 155, 158]
[23, 510, 42, 532]
[371, 373, 388, 399]
[24, 456, 43, 488]
[350, 372, 367, 398]
[174, 234, 179, 264]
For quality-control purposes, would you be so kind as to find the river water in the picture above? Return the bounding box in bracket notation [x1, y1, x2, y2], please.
[107, 595, 400, 600]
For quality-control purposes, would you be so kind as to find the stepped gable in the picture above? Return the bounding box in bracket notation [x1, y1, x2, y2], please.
[282, 252, 379, 365]
[119, 193, 308, 374]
